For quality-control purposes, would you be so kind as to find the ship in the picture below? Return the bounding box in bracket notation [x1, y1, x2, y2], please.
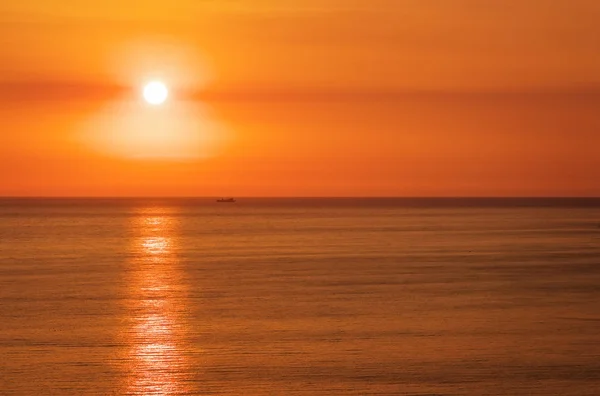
[216, 197, 236, 203]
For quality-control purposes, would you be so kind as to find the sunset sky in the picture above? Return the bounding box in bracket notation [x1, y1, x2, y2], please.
[1, 0, 599, 196]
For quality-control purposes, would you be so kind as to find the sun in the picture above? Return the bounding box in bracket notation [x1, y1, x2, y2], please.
[143, 81, 168, 105]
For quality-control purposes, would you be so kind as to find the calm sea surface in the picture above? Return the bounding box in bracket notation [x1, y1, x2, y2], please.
[1, 198, 599, 395]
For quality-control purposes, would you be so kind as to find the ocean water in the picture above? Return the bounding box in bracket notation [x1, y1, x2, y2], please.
[0, 198, 599, 395]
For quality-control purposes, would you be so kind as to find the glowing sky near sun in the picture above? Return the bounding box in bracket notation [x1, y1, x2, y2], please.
[0, 0, 599, 196]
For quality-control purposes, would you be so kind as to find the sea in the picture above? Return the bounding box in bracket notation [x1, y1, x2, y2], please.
[0, 198, 599, 395]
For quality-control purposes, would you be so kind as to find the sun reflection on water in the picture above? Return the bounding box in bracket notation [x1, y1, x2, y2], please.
[125, 208, 191, 395]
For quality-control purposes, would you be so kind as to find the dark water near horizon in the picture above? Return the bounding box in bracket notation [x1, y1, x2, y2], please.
[1, 198, 599, 395]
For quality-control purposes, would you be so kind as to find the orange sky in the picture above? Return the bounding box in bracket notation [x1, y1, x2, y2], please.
[1, 0, 599, 196]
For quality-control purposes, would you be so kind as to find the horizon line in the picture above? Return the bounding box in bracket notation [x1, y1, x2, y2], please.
[1, 196, 599, 199]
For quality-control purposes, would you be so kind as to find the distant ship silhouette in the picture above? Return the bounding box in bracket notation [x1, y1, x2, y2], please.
[216, 198, 236, 203]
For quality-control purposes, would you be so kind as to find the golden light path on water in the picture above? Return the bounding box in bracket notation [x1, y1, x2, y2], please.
[124, 208, 194, 395]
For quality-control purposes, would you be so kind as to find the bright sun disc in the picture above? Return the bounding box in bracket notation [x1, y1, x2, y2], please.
[143, 81, 168, 105]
